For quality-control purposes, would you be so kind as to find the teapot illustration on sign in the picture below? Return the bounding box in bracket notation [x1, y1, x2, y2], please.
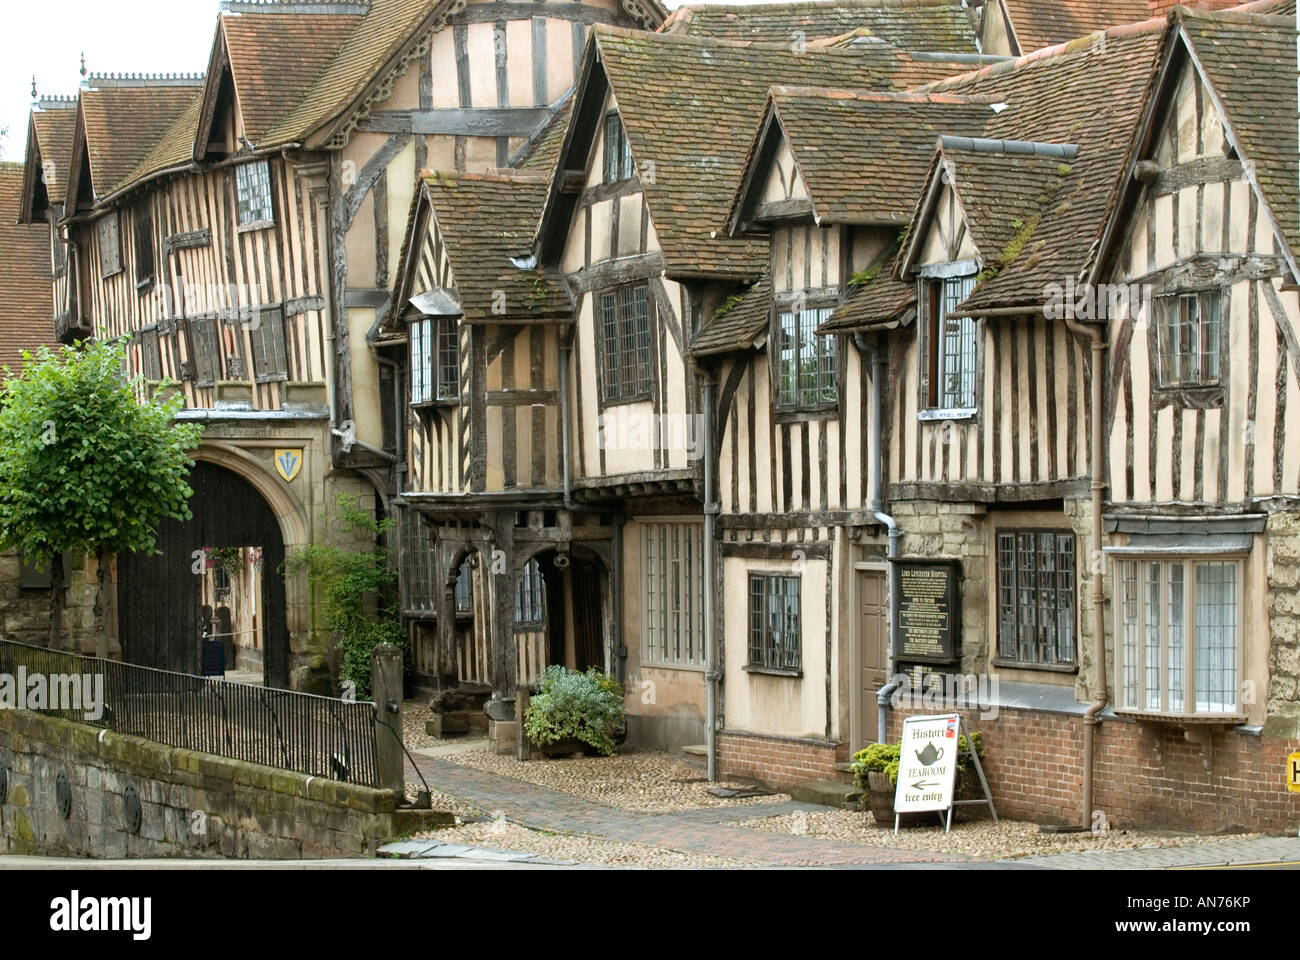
[915, 741, 944, 766]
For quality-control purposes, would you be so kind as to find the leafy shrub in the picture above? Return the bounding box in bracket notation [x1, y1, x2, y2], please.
[851, 731, 985, 791]
[524, 666, 625, 756]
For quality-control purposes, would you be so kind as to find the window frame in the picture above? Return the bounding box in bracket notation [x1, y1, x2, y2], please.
[189, 315, 221, 387]
[1154, 289, 1222, 389]
[250, 306, 289, 383]
[514, 558, 546, 626]
[137, 325, 163, 382]
[133, 200, 155, 291]
[595, 282, 654, 407]
[918, 267, 979, 418]
[454, 559, 474, 617]
[97, 211, 122, 278]
[642, 521, 706, 669]
[398, 505, 436, 617]
[235, 158, 275, 229]
[1114, 556, 1246, 719]
[746, 573, 802, 675]
[410, 315, 460, 405]
[773, 296, 838, 412]
[603, 112, 635, 185]
[994, 528, 1078, 671]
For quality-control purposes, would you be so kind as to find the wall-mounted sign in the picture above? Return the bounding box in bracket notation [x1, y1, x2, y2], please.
[894, 713, 961, 815]
[1288, 752, 1300, 794]
[890, 558, 961, 664]
[275, 448, 303, 483]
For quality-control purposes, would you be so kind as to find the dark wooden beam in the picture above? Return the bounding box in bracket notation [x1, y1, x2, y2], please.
[356, 108, 554, 138]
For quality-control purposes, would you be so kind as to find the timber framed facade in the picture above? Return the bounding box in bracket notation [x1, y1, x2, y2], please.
[6, 0, 1299, 832]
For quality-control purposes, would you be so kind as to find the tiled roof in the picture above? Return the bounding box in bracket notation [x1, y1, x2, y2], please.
[819, 244, 914, 330]
[1178, 6, 1299, 262]
[80, 80, 204, 199]
[691, 276, 772, 355]
[661, 0, 979, 52]
[112, 95, 204, 198]
[751, 86, 994, 225]
[592, 26, 979, 277]
[514, 96, 574, 177]
[419, 171, 572, 322]
[29, 104, 78, 203]
[939, 140, 1078, 312]
[908, 19, 1166, 312]
[0, 163, 55, 376]
[262, 0, 448, 148]
[999, 0, 1151, 53]
[222, 8, 365, 145]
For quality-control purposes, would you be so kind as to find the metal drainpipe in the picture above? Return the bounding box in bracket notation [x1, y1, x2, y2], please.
[560, 331, 573, 508]
[858, 333, 903, 742]
[1067, 314, 1107, 829]
[699, 365, 719, 782]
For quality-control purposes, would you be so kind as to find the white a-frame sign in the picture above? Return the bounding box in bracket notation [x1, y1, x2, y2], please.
[893, 713, 997, 834]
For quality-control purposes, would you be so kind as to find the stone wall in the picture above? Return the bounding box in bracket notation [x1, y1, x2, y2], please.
[1265, 511, 1300, 738]
[0, 709, 436, 859]
[0, 551, 97, 651]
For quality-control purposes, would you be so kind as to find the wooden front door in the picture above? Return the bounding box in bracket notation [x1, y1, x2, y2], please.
[858, 570, 890, 744]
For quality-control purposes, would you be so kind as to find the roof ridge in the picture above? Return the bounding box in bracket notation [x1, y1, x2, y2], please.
[596, 21, 908, 55]
[769, 84, 997, 104]
[918, 15, 1168, 92]
[34, 95, 78, 109]
[939, 135, 1079, 158]
[1174, 3, 1297, 24]
[221, 1, 372, 13]
[421, 169, 549, 185]
[83, 72, 206, 88]
[667, 0, 962, 14]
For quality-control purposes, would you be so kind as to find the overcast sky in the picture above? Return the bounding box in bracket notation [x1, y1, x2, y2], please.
[0, 0, 743, 163]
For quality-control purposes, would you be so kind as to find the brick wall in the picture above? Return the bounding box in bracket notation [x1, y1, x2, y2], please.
[717, 730, 850, 788]
[886, 703, 1300, 833]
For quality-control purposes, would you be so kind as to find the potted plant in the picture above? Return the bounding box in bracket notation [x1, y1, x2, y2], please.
[523, 665, 626, 757]
[852, 732, 985, 825]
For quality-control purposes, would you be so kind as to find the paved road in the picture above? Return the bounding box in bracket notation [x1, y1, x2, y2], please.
[409, 754, 1300, 870]
[408, 754, 968, 867]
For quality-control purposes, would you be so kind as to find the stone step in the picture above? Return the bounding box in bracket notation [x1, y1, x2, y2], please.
[789, 779, 862, 809]
[682, 744, 707, 757]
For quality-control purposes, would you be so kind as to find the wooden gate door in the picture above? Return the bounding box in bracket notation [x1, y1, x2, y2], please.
[858, 570, 890, 744]
[118, 461, 289, 687]
[571, 558, 603, 672]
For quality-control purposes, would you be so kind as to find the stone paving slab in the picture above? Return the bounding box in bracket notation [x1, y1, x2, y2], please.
[1003, 836, 1300, 870]
[378, 840, 565, 865]
[408, 756, 966, 867]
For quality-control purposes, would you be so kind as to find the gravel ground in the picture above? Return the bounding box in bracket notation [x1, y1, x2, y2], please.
[443, 747, 794, 812]
[412, 820, 748, 868]
[736, 808, 1264, 860]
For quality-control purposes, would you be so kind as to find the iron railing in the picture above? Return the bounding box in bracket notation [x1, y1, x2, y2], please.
[0, 638, 379, 788]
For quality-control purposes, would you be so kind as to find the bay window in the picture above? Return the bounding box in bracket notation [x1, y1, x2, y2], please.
[411, 316, 459, 403]
[1116, 558, 1243, 717]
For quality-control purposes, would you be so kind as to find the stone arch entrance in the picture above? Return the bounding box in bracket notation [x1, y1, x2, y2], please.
[514, 543, 611, 681]
[117, 460, 291, 687]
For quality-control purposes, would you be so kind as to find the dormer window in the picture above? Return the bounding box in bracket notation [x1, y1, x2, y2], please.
[235, 159, 274, 227]
[919, 268, 978, 414]
[411, 316, 459, 403]
[603, 113, 634, 185]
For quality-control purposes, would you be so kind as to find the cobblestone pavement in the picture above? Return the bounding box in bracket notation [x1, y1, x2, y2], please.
[410, 754, 1300, 869]
[1001, 836, 1300, 870]
[408, 755, 968, 866]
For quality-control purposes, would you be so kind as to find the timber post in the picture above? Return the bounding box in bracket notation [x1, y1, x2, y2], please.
[371, 643, 405, 797]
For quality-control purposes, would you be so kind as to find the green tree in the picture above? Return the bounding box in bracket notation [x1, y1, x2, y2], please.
[287, 494, 403, 700]
[0, 338, 201, 653]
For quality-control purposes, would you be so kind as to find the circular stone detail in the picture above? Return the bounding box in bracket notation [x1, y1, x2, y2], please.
[123, 781, 142, 834]
[55, 769, 72, 819]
